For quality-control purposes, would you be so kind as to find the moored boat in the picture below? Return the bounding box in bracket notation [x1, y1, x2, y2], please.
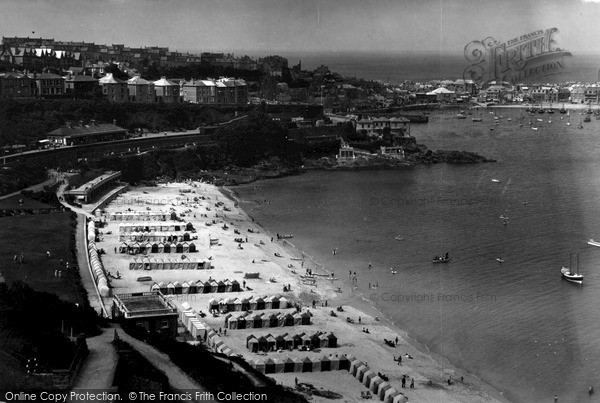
[587, 239, 600, 247]
[433, 253, 451, 263]
[561, 254, 583, 285]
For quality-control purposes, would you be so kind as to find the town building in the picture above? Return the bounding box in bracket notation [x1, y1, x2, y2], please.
[182, 79, 216, 104]
[64, 73, 99, 98]
[47, 120, 128, 146]
[0, 72, 36, 98]
[153, 77, 180, 103]
[98, 73, 128, 102]
[65, 171, 122, 203]
[127, 76, 155, 102]
[112, 292, 179, 338]
[28, 72, 65, 97]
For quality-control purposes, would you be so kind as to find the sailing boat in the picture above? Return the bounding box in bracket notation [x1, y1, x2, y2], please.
[561, 254, 583, 284]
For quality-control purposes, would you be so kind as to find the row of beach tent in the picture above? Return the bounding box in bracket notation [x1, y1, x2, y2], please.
[349, 357, 408, 403]
[208, 295, 289, 312]
[119, 232, 195, 242]
[151, 279, 241, 294]
[121, 241, 198, 254]
[87, 220, 110, 297]
[109, 211, 175, 221]
[129, 256, 210, 270]
[249, 355, 350, 374]
[245, 331, 337, 352]
[225, 311, 310, 330]
[119, 222, 193, 232]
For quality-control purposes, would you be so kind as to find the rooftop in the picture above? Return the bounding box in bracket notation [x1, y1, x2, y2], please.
[113, 292, 178, 319]
[47, 122, 126, 139]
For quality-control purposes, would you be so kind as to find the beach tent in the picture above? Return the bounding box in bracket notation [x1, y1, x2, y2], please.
[377, 383, 392, 400]
[166, 282, 175, 294]
[188, 242, 197, 253]
[293, 313, 302, 326]
[193, 280, 202, 294]
[209, 280, 218, 293]
[311, 357, 321, 372]
[283, 357, 295, 373]
[284, 313, 294, 327]
[272, 358, 284, 374]
[248, 297, 258, 310]
[293, 357, 303, 372]
[189, 320, 204, 339]
[224, 280, 233, 293]
[151, 243, 159, 253]
[269, 314, 279, 328]
[318, 333, 329, 348]
[181, 281, 190, 294]
[284, 334, 294, 349]
[231, 280, 240, 292]
[363, 370, 376, 386]
[183, 242, 190, 253]
[255, 297, 265, 310]
[245, 313, 254, 329]
[188, 281, 198, 294]
[173, 281, 182, 294]
[246, 335, 259, 352]
[257, 336, 268, 351]
[131, 242, 140, 254]
[253, 314, 263, 329]
[277, 313, 285, 327]
[271, 296, 280, 309]
[202, 281, 211, 293]
[302, 334, 312, 347]
[208, 298, 218, 311]
[261, 314, 271, 328]
[356, 365, 368, 382]
[241, 297, 250, 311]
[217, 281, 226, 293]
[264, 358, 276, 374]
[145, 242, 153, 254]
[233, 298, 242, 311]
[383, 387, 400, 403]
[254, 359, 265, 374]
[350, 360, 364, 376]
[279, 297, 288, 309]
[392, 394, 408, 403]
[183, 232, 191, 242]
[327, 333, 338, 348]
[158, 282, 167, 294]
[224, 298, 235, 312]
[186, 222, 194, 231]
[264, 296, 273, 310]
[339, 355, 350, 370]
[370, 376, 384, 393]
[149, 258, 159, 270]
[150, 282, 160, 292]
[311, 333, 321, 347]
[163, 243, 171, 253]
[176, 243, 184, 253]
[302, 357, 313, 372]
[301, 312, 311, 325]
[237, 315, 246, 330]
[223, 313, 232, 328]
[275, 335, 286, 350]
[119, 242, 128, 253]
[173, 259, 184, 270]
[293, 334, 303, 349]
[266, 334, 276, 351]
[320, 355, 330, 371]
[329, 356, 340, 371]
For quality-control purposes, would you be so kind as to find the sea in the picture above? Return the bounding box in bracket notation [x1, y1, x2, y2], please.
[233, 109, 600, 403]
[240, 50, 600, 84]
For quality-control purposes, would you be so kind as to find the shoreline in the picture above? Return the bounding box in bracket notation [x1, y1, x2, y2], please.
[223, 184, 510, 403]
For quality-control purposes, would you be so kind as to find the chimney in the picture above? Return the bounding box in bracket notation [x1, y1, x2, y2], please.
[113, 119, 116, 125]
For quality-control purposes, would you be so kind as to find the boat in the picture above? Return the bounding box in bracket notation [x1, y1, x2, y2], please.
[277, 234, 293, 239]
[496, 258, 504, 263]
[432, 253, 451, 263]
[456, 113, 467, 119]
[561, 254, 583, 285]
[274, 252, 283, 257]
[587, 239, 600, 247]
[532, 127, 538, 131]
[395, 235, 404, 241]
[390, 268, 397, 274]
[491, 178, 500, 183]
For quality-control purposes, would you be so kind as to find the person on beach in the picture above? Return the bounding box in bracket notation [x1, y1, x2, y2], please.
[410, 379, 414, 389]
[401, 375, 406, 388]
[395, 337, 398, 345]
[368, 262, 372, 269]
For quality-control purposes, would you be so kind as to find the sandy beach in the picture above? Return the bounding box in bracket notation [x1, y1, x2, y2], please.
[94, 182, 507, 403]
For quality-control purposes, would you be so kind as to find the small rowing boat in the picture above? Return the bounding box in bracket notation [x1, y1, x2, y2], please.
[588, 239, 600, 247]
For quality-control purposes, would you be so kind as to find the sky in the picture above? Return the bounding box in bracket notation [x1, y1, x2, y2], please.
[1, 0, 600, 55]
